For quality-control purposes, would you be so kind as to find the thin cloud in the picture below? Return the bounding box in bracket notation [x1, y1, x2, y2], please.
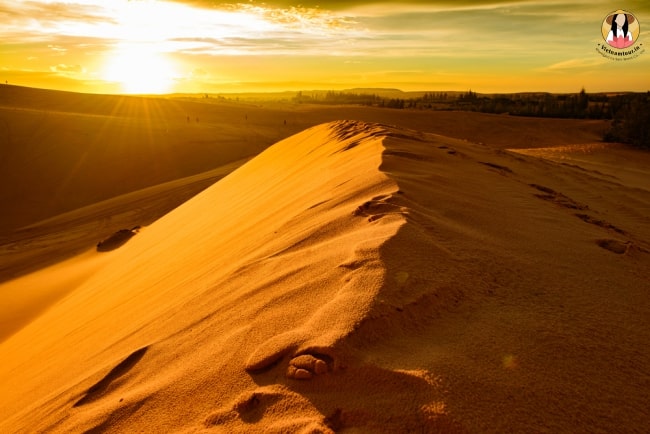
[48, 45, 68, 53]
[1, 0, 111, 23]
[50, 63, 86, 74]
[0, 0, 597, 58]
[1, 0, 648, 93]
[543, 58, 608, 71]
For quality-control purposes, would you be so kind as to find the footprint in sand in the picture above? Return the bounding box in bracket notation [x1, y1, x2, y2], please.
[286, 353, 331, 380]
[596, 239, 630, 254]
[529, 184, 588, 211]
[244, 339, 336, 381]
[204, 385, 334, 431]
[205, 387, 284, 425]
[353, 194, 408, 222]
[96, 226, 141, 252]
[243, 291, 353, 380]
[74, 346, 148, 407]
[480, 161, 513, 174]
[576, 213, 626, 235]
[244, 243, 376, 382]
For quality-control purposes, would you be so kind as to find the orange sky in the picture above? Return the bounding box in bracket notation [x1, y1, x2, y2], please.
[1, 0, 649, 94]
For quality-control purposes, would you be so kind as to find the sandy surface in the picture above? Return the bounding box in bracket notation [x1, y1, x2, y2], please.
[0, 159, 247, 283]
[0, 249, 113, 343]
[0, 88, 648, 433]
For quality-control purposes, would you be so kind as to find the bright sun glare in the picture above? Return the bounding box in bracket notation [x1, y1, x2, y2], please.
[101, 1, 181, 94]
[104, 45, 176, 94]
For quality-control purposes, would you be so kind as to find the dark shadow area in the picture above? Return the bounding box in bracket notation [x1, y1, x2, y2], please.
[74, 346, 149, 408]
[96, 227, 140, 252]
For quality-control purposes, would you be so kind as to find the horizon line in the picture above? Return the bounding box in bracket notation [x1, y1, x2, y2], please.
[2, 83, 647, 98]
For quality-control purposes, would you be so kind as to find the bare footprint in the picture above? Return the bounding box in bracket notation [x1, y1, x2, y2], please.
[205, 387, 284, 426]
[245, 336, 338, 381]
[245, 243, 379, 380]
[286, 353, 332, 380]
[205, 385, 336, 431]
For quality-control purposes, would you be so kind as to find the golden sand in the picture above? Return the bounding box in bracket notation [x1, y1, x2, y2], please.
[0, 88, 648, 433]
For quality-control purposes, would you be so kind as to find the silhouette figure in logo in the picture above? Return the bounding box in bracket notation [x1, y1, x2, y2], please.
[606, 13, 635, 49]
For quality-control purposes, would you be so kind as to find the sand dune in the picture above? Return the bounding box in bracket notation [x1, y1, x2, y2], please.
[1, 85, 608, 235]
[0, 158, 247, 283]
[1, 85, 609, 296]
[0, 87, 271, 234]
[511, 142, 650, 192]
[0, 118, 648, 432]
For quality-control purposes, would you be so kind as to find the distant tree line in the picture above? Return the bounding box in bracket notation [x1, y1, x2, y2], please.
[603, 92, 650, 149]
[292, 89, 649, 149]
[293, 91, 382, 106]
[449, 90, 649, 149]
[450, 88, 601, 119]
[294, 88, 613, 118]
[294, 91, 431, 109]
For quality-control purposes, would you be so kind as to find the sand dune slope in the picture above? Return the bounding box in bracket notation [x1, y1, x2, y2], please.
[0, 158, 247, 284]
[0, 159, 248, 343]
[0, 121, 649, 433]
[0, 86, 287, 234]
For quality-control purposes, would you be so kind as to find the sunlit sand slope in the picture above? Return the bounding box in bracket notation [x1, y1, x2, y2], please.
[0, 121, 648, 432]
[0, 160, 248, 343]
[0, 158, 247, 284]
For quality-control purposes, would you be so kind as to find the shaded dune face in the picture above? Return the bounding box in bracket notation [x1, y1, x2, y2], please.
[0, 120, 648, 433]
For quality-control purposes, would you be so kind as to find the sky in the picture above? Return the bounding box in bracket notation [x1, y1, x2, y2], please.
[1, 0, 649, 94]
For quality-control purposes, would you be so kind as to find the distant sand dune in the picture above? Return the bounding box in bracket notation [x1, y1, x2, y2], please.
[0, 117, 648, 432]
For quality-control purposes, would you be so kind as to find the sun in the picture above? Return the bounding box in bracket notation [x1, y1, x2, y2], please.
[103, 45, 176, 94]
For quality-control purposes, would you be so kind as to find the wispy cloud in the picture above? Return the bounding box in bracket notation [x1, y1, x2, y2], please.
[1, 0, 643, 57]
[0, 0, 648, 93]
[0, 0, 370, 56]
[543, 58, 608, 71]
[50, 63, 86, 75]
